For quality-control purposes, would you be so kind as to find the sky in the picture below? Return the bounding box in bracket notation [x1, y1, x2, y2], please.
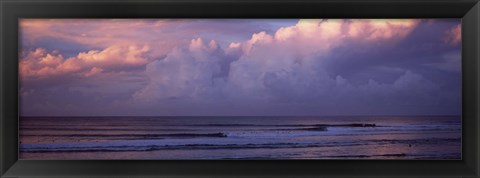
[19, 19, 462, 116]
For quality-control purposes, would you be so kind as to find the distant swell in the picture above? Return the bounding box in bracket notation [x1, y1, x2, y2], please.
[326, 153, 407, 158]
[192, 123, 378, 128]
[20, 132, 227, 138]
[20, 137, 460, 153]
[20, 142, 337, 153]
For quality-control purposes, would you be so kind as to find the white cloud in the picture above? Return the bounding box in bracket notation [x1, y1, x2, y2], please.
[133, 38, 230, 102]
[130, 19, 449, 115]
[21, 19, 461, 116]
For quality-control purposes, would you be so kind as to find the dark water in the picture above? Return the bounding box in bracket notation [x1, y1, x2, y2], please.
[19, 116, 461, 160]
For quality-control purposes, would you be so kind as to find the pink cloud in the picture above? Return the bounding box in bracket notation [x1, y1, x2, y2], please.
[231, 19, 419, 57]
[20, 45, 151, 79]
[133, 19, 421, 103]
[19, 19, 461, 116]
[445, 24, 461, 45]
[20, 19, 190, 58]
[348, 19, 419, 40]
[227, 19, 419, 77]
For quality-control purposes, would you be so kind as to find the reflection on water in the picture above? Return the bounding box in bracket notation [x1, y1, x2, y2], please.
[19, 116, 461, 160]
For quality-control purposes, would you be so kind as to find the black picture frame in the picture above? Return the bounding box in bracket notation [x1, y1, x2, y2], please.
[1, 0, 479, 177]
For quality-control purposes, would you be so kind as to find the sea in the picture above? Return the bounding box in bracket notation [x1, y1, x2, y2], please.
[19, 116, 461, 160]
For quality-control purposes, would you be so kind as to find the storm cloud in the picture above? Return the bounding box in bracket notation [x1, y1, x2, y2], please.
[19, 19, 461, 116]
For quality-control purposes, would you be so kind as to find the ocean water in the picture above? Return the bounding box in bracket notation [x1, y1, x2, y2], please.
[19, 116, 461, 160]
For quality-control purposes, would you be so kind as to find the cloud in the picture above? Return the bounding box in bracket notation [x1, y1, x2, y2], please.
[236, 19, 419, 56]
[127, 19, 458, 115]
[19, 19, 461, 116]
[347, 19, 419, 40]
[133, 38, 237, 102]
[424, 50, 461, 72]
[20, 45, 151, 79]
[20, 19, 295, 59]
[224, 19, 420, 100]
[445, 24, 461, 45]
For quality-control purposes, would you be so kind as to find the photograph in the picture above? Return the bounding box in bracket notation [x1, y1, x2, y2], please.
[18, 19, 462, 160]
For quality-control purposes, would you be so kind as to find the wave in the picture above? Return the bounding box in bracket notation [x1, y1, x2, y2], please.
[20, 142, 356, 153]
[20, 132, 227, 138]
[20, 137, 460, 153]
[20, 123, 377, 128]
[20, 127, 192, 131]
[190, 123, 378, 128]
